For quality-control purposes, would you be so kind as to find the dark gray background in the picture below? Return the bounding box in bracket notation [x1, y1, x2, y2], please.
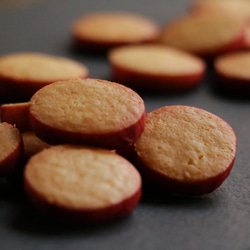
[0, 0, 250, 249]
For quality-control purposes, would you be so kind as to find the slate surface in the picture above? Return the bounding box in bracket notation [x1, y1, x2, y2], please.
[0, 0, 249, 249]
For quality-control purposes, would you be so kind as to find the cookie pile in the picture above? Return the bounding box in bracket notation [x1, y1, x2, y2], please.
[0, 0, 244, 224]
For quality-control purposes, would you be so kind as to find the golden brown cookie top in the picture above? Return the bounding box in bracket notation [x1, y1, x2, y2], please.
[192, 0, 250, 20]
[30, 78, 145, 134]
[72, 12, 159, 44]
[25, 145, 141, 209]
[109, 45, 205, 76]
[0, 122, 22, 162]
[135, 105, 237, 182]
[159, 13, 246, 55]
[0, 52, 88, 82]
[215, 51, 250, 80]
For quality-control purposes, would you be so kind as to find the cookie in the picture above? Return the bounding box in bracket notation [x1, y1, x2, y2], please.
[72, 12, 160, 52]
[159, 13, 247, 58]
[134, 105, 237, 196]
[29, 78, 146, 149]
[109, 45, 205, 92]
[1, 102, 31, 132]
[22, 132, 51, 161]
[24, 145, 142, 224]
[191, 0, 250, 21]
[0, 122, 23, 176]
[215, 51, 250, 94]
[0, 52, 89, 101]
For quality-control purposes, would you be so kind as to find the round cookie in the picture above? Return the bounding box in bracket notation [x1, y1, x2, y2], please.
[72, 12, 160, 52]
[22, 132, 51, 161]
[29, 78, 146, 149]
[134, 105, 237, 196]
[0, 53, 89, 101]
[159, 13, 247, 58]
[191, 0, 250, 21]
[108, 45, 205, 92]
[0, 122, 23, 176]
[215, 51, 250, 94]
[1, 102, 31, 132]
[24, 145, 142, 224]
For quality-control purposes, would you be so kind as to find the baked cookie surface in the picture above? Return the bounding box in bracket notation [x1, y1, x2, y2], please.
[109, 45, 205, 92]
[72, 12, 159, 52]
[29, 78, 146, 148]
[0, 53, 88, 101]
[24, 145, 141, 224]
[134, 105, 237, 195]
[159, 13, 246, 57]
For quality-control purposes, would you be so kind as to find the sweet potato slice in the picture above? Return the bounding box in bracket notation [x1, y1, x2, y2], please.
[0, 122, 23, 176]
[215, 51, 250, 94]
[24, 145, 142, 224]
[108, 45, 205, 92]
[1, 102, 31, 132]
[0, 53, 89, 101]
[72, 11, 160, 52]
[159, 12, 247, 58]
[29, 78, 146, 149]
[134, 105, 237, 196]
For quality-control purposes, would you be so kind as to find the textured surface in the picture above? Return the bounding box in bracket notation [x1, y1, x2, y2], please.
[135, 105, 236, 181]
[25, 145, 141, 209]
[109, 45, 204, 75]
[0, 123, 21, 161]
[160, 12, 245, 54]
[0, 53, 88, 82]
[30, 79, 145, 133]
[0, 0, 250, 249]
[73, 12, 159, 43]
